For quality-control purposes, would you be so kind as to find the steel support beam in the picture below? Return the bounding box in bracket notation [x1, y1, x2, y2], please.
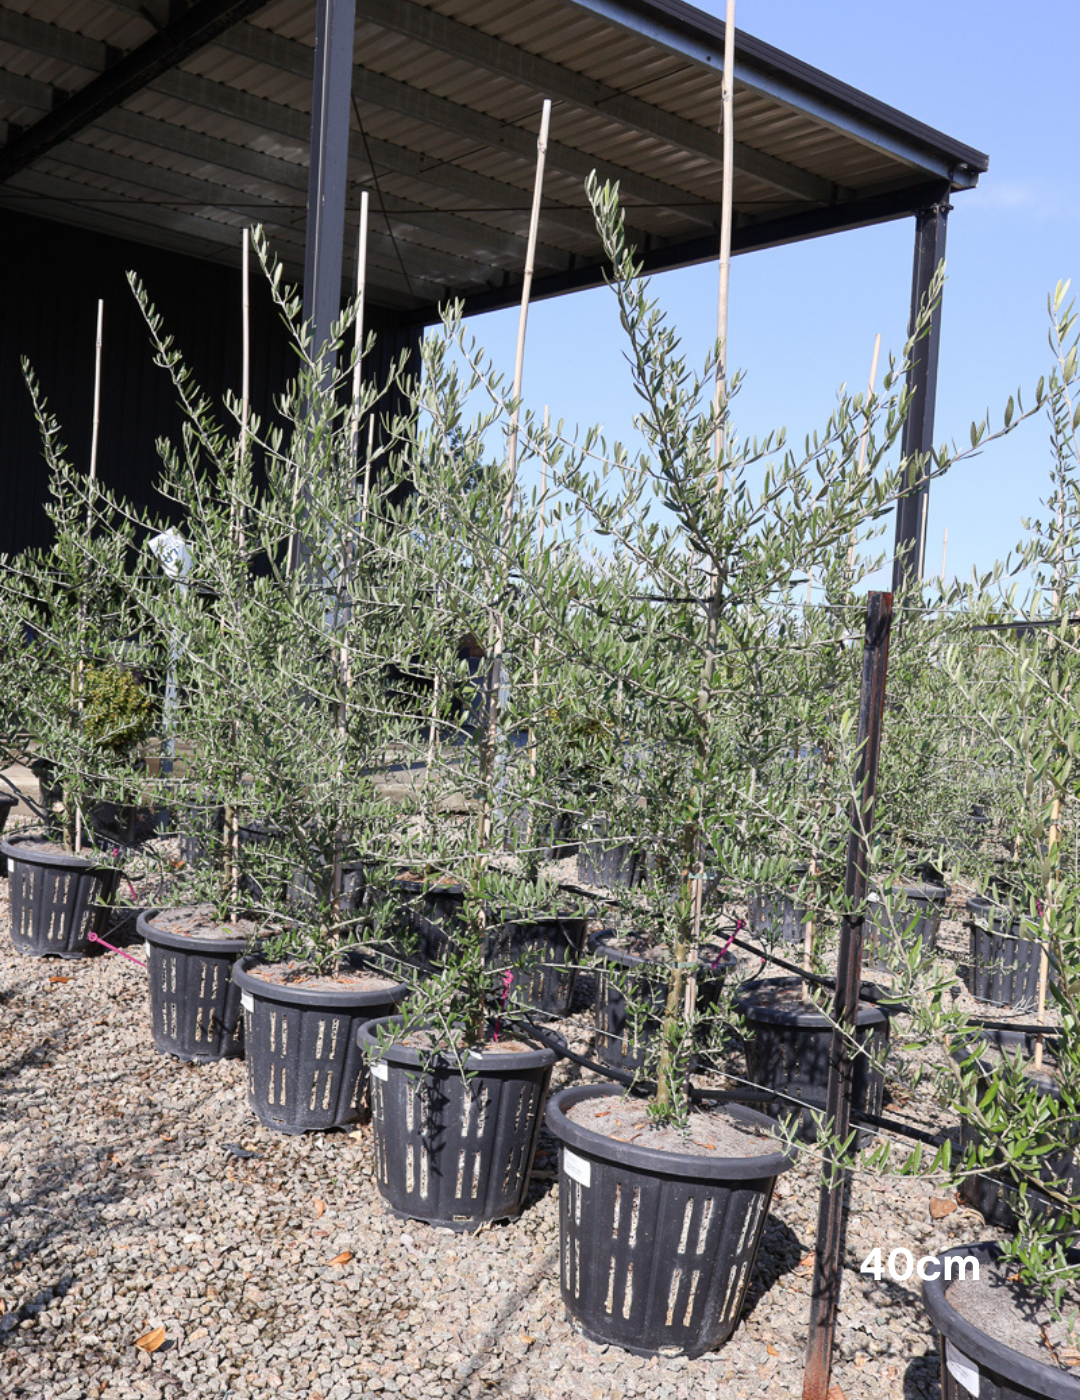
[0, 0, 270, 185]
[891, 196, 950, 591]
[302, 0, 358, 364]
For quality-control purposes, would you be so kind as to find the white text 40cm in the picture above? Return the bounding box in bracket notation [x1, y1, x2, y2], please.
[860, 1249, 979, 1283]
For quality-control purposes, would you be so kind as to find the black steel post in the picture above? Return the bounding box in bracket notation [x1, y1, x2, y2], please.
[302, 0, 357, 370]
[892, 196, 950, 591]
[802, 591, 893, 1400]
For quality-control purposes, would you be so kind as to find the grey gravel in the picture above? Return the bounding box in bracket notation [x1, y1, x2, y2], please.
[0, 841, 1003, 1400]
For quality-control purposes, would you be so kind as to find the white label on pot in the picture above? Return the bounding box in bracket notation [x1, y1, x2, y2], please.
[371, 1060, 389, 1081]
[945, 1339, 980, 1397]
[563, 1150, 591, 1187]
[144, 942, 153, 960]
[241, 991, 254, 1013]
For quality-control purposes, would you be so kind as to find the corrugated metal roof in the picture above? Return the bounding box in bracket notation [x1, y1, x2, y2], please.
[0, 0, 987, 317]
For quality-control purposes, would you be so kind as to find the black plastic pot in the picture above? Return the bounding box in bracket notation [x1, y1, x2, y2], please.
[138, 909, 247, 1063]
[747, 868, 808, 946]
[361, 1015, 557, 1230]
[388, 875, 467, 971]
[233, 955, 409, 1134]
[734, 976, 889, 1144]
[590, 930, 737, 1075]
[286, 863, 366, 916]
[922, 1241, 1080, 1400]
[954, 1029, 1080, 1231]
[866, 881, 950, 970]
[2, 835, 119, 959]
[577, 818, 642, 889]
[486, 913, 588, 1016]
[546, 1083, 796, 1357]
[963, 897, 1055, 1008]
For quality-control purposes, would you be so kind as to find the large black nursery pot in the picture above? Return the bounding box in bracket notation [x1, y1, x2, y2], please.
[138, 908, 249, 1063]
[546, 1084, 796, 1357]
[361, 1015, 557, 1230]
[922, 1241, 1080, 1400]
[486, 912, 588, 1017]
[233, 954, 409, 1134]
[577, 818, 643, 890]
[2, 835, 119, 959]
[0, 794, 16, 877]
[866, 881, 950, 970]
[377, 872, 467, 972]
[590, 929, 737, 1075]
[734, 975, 889, 1144]
[954, 1028, 1080, 1231]
[963, 896, 1056, 1008]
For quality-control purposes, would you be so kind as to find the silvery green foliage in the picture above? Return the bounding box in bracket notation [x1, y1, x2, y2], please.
[0, 371, 160, 856]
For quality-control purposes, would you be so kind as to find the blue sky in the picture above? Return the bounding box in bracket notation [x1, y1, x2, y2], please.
[453, 0, 1079, 589]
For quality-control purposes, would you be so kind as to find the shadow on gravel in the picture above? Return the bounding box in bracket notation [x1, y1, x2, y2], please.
[741, 1215, 804, 1317]
[904, 1346, 941, 1399]
[0, 1273, 75, 1338]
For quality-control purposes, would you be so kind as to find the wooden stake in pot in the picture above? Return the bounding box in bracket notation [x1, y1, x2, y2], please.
[74, 299, 106, 857]
[479, 98, 551, 845]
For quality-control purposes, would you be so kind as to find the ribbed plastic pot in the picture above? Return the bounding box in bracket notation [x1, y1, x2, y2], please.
[233, 956, 409, 1134]
[747, 872, 808, 946]
[576, 816, 643, 889]
[590, 930, 737, 1075]
[286, 863, 365, 915]
[734, 976, 889, 1144]
[486, 913, 588, 1017]
[0, 794, 16, 877]
[953, 1029, 1080, 1230]
[963, 897, 1055, 1008]
[138, 909, 247, 1063]
[546, 1084, 796, 1357]
[361, 1015, 557, 1230]
[2, 836, 119, 959]
[922, 1242, 1080, 1400]
[389, 876, 467, 971]
[866, 881, 950, 971]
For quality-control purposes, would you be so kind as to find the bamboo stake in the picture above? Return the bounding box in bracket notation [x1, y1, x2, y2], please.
[681, 0, 736, 1030]
[802, 859, 817, 1000]
[74, 300, 106, 857]
[529, 406, 550, 786]
[351, 192, 370, 468]
[940, 526, 949, 585]
[241, 229, 250, 450]
[480, 98, 551, 845]
[846, 333, 882, 576]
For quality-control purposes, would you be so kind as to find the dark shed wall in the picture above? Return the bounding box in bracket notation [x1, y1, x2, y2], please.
[0, 210, 420, 556]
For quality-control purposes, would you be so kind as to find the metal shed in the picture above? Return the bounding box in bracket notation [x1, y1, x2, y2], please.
[0, 0, 987, 569]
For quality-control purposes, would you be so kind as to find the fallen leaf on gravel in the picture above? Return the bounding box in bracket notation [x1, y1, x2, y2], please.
[326, 1251, 353, 1267]
[798, 1251, 815, 1270]
[314, 1199, 326, 1218]
[48, 976, 71, 984]
[1060, 1347, 1080, 1366]
[826, 1386, 847, 1400]
[134, 1326, 166, 1353]
[312, 1229, 329, 1239]
[929, 1195, 957, 1219]
[347, 1130, 364, 1141]
[766, 1344, 779, 1356]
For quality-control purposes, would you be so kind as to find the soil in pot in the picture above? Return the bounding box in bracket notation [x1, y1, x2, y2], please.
[955, 1029, 1080, 1232]
[2, 835, 119, 960]
[964, 897, 1057, 1008]
[866, 881, 950, 972]
[923, 1242, 1080, 1399]
[546, 1083, 797, 1358]
[139, 906, 257, 1063]
[361, 1014, 557, 1230]
[233, 954, 408, 1134]
[734, 976, 889, 1144]
[590, 929, 737, 1075]
[486, 912, 587, 1017]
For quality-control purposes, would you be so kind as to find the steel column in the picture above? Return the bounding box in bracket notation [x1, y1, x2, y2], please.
[892, 198, 950, 589]
[802, 590, 893, 1400]
[303, 0, 358, 367]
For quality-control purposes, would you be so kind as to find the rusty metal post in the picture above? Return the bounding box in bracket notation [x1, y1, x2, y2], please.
[802, 590, 893, 1400]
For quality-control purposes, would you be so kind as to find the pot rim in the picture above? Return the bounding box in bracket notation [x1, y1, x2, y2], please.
[359, 1013, 558, 1072]
[921, 1241, 1080, 1398]
[138, 907, 248, 956]
[0, 834, 109, 871]
[546, 1082, 797, 1180]
[734, 975, 887, 1028]
[233, 953, 408, 1008]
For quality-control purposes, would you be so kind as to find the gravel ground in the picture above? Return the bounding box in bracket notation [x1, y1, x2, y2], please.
[0, 839, 1007, 1400]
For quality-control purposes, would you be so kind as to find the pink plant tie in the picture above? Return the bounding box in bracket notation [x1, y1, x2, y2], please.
[710, 917, 743, 969]
[87, 930, 147, 968]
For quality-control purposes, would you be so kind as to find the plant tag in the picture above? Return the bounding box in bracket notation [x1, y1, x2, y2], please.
[945, 1339, 980, 1396]
[563, 1150, 591, 1187]
[371, 1060, 389, 1081]
[241, 991, 253, 1013]
[144, 942, 152, 960]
